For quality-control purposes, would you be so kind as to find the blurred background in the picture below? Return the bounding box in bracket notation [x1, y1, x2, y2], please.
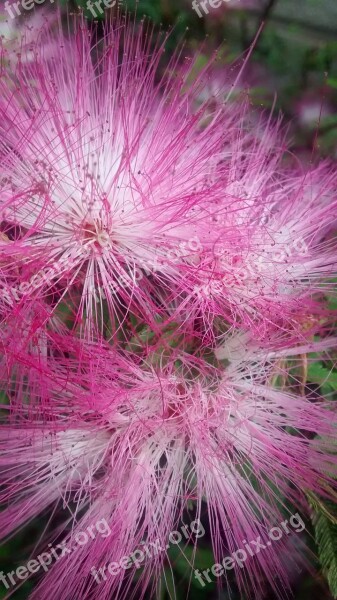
[68, 0, 337, 159]
[1, 0, 337, 598]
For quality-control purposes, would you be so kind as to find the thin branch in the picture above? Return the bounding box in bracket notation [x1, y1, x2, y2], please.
[246, 0, 279, 50]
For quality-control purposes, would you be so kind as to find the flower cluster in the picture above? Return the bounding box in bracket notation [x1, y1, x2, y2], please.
[0, 11, 336, 600]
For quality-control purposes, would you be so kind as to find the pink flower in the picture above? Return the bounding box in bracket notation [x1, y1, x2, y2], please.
[0, 333, 337, 599]
[0, 20, 336, 345]
[0, 10, 57, 64]
[0, 17, 239, 340]
[0, 14, 337, 600]
[295, 90, 334, 130]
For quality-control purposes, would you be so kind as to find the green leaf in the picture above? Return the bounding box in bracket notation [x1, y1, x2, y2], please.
[307, 364, 337, 390]
[310, 497, 337, 598]
[168, 544, 215, 588]
[124, 0, 163, 22]
[327, 78, 337, 90]
[308, 492, 337, 525]
[160, 567, 179, 600]
[0, 391, 9, 404]
[328, 296, 337, 312]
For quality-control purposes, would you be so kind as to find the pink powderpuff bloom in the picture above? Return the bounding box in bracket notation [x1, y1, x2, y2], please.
[0, 15, 336, 346]
[0, 15, 238, 341]
[0, 10, 57, 65]
[0, 13, 337, 600]
[295, 90, 334, 130]
[0, 332, 337, 599]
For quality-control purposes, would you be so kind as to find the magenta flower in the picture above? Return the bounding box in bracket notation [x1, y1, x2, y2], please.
[1, 332, 337, 599]
[0, 20, 336, 344]
[0, 14, 337, 600]
[0, 10, 57, 64]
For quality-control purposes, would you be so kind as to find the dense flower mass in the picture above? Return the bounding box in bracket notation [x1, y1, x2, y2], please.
[0, 11, 336, 600]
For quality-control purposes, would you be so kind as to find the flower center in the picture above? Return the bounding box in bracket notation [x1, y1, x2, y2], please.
[82, 222, 110, 250]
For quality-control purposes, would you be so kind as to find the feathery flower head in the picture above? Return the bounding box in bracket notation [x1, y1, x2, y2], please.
[0, 11, 337, 600]
[0, 16, 336, 346]
[0, 10, 57, 64]
[0, 329, 337, 598]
